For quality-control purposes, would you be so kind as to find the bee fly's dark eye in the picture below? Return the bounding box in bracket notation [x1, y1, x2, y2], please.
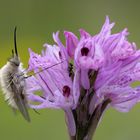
[14, 62, 19, 66]
[8, 59, 20, 66]
[13, 62, 20, 66]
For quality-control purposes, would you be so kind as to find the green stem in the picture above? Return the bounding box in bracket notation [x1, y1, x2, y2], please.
[69, 99, 111, 140]
[83, 99, 111, 140]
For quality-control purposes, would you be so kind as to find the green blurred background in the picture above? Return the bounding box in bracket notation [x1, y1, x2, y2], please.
[0, 0, 140, 140]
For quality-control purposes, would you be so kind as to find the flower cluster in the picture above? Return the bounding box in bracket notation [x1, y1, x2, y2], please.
[26, 16, 140, 139]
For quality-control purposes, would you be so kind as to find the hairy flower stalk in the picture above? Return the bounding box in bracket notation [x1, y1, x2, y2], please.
[26, 16, 140, 140]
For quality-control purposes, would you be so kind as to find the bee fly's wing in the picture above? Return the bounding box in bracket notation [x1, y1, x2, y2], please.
[11, 77, 30, 122]
[13, 90, 30, 122]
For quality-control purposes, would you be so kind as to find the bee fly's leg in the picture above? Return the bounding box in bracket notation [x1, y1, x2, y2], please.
[33, 109, 40, 115]
[32, 96, 46, 115]
[6, 80, 14, 89]
[24, 76, 29, 79]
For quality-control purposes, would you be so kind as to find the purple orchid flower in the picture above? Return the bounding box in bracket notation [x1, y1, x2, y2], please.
[26, 16, 140, 140]
[27, 44, 77, 136]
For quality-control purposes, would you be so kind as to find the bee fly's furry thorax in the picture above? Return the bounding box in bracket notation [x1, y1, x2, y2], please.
[0, 27, 30, 122]
[0, 61, 26, 108]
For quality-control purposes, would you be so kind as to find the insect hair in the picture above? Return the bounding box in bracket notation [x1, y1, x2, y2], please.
[0, 27, 30, 122]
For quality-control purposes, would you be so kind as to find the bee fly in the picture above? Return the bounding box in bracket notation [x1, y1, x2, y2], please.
[0, 27, 67, 122]
[0, 27, 30, 122]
